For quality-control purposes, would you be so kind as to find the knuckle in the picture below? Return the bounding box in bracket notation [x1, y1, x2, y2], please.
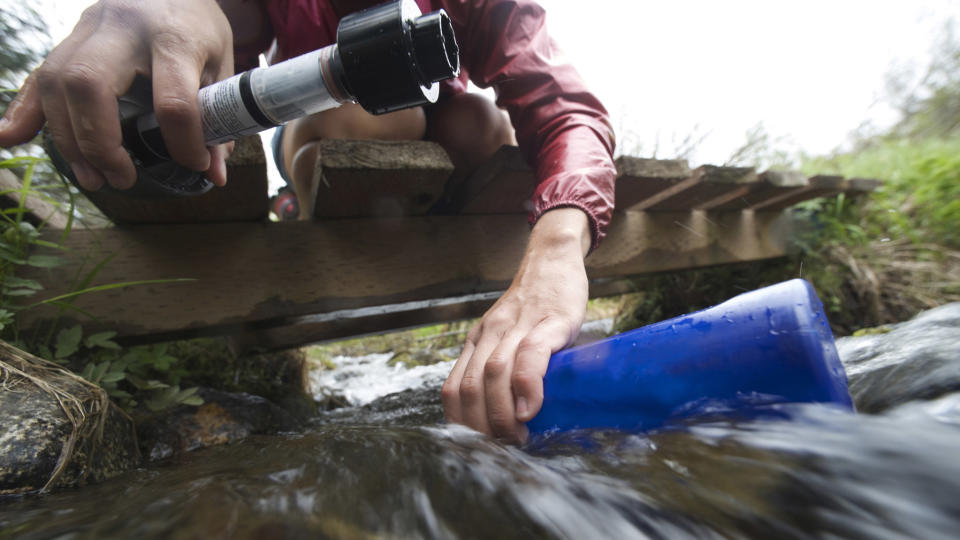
[74, 138, 114, 165]
[482, 313, 514, 336]
[517, 335, 548, 356]
[483, 355, 509, 381]
[458, 375, 483, 403]
[511, 370, 539, 390]
[465, 324, 481, 344]
[61, 62, 103, 95]
[35, 67, 61, 97]
[151, 28, 192, 52]
[153, 95, 197, 124]
[440, 380, 459, 406]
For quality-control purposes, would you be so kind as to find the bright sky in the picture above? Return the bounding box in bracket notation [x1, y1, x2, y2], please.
[38, 0, 960, 168]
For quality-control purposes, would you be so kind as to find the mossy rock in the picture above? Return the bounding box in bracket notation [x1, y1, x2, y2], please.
[388, 348, 452, 368]
[0, 343, 139, 495]
[304, 321, 472, 364]
[165, 338, 316, 422]
[852, 325, 893, 337]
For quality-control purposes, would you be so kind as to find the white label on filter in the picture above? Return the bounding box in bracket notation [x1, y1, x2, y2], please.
[198, 73, 262, 145]
[251, 45, 342, 124]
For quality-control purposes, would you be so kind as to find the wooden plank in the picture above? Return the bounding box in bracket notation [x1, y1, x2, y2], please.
[19, 210, 793, 344]
[846, 177, 883, 195]
[228, 278, 646, 353]
[63, 135, 269, 224]
[453, 145, 535, 215]
[704, 169, 809, 211]
[0, 169, 71, 229]
[614, 156, 692, 211]
[751, 174, 846, 211]
[312, 139, 454, 218]
[641, 165, 758, 211]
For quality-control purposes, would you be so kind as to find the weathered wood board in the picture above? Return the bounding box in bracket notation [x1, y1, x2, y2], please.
[19, 210, 794, 347]
[641, 165, 758, 211]
[63, 136, 269, 224]
[0, 169, 71, 229]
[706, 170, 810, 211]
[614, 156, 692, 211]
[311, 140, 454, 218]
[452, 145, 535, 214]
[751, 175, 846, 211]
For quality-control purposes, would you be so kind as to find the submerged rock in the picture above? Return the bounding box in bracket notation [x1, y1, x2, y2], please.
[0, 343, 139, 496]
[135, 388, 307, 461]
[319, 386, 444, 427]
[838, 303, 960, 413]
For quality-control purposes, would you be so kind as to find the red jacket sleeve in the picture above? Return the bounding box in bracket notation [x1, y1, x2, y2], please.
[438, 0, 617, 249]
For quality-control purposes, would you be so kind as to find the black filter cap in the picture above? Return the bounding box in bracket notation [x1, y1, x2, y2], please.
[337, 0, 460, 115]
[410, 10, 459, 84]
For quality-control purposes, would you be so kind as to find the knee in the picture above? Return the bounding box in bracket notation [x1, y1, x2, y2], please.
[428, 93, 515, 170]
[288, 140, 323, 220]
[294, 103, 426, 141]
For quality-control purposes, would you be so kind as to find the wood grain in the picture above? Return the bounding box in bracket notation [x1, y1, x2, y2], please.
[311, 139, 454, 218]
[66, 136, 269, 224]
[19, 210, 793, 344]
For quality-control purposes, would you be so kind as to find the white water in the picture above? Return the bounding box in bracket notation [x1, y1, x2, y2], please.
[309, 318, 616, 407]
[309, 350, 459, 406]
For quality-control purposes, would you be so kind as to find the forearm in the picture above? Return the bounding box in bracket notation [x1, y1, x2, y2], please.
[527, 207, 591, 261]
[439, 0, 617, 249]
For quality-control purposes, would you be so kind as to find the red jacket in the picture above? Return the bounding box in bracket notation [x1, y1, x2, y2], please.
[245, 0, 616, 248]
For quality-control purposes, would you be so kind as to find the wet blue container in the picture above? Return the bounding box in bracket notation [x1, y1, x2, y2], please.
[527, 279, 854, 435]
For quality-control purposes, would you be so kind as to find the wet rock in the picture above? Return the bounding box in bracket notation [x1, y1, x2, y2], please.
[135, 387, 307, 461]
[169, 339, 317, 423]
[838, 303, 960, 413]
[0, 344, 139, 495]
[319, 386, 444, 427]
[388, 348, 452, 368]
[572, 318, 614, 347]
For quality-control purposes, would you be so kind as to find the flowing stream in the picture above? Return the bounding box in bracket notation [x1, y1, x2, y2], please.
[2, 306, 959, 539]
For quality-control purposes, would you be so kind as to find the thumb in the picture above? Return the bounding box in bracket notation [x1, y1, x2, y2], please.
[0, 72, 45, 148]
[512, 317, 576, 423]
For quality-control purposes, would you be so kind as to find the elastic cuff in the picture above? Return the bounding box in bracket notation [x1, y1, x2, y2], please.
[528, 199, 601, 254]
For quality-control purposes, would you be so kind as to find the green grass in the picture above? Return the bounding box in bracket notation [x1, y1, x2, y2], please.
[802, 137, 960, 249]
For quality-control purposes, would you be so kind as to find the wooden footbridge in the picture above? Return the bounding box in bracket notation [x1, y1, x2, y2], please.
[13, 137, 878, 351]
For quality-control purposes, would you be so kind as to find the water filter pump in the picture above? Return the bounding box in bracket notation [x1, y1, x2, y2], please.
[47, 0, 459, 198]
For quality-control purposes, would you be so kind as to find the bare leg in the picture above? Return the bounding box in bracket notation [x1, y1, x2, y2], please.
[425, 93, 516, 171]
[280, 94, 514, 219]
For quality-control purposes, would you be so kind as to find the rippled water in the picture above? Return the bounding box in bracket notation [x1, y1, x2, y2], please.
[2, 305, 959, 539]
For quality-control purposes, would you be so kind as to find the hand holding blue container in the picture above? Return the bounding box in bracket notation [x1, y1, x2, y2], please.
[527, 279, 855, 435]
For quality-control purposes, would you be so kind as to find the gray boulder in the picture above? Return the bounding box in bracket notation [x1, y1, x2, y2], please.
[838, 303, 960, 413]
[0, 342, 139, 495]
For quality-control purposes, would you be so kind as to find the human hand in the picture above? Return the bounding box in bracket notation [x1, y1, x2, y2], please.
[442, 207, 592, 443]
[0, 0, 234, 190]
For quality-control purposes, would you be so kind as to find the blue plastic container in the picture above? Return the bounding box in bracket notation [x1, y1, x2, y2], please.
[527, 279, 854, 435]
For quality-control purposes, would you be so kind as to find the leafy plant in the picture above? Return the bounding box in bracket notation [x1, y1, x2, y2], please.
[50, 324, 203, 411]
[0, 157, 202, 412]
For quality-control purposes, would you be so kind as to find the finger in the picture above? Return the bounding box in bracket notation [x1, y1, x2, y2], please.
[441, 336, 476, 424]
[513, 318, 575, 423]
[61, 36, 140, 189]
[150, 41, 210, 172]
[206, 143, 232, 187]
[0, 72, 45, 147]
[483, 329, 528, 441]
[37, 73, 106, 191]
[31, 6, 116, 189]
[459, 315, 515, 435]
